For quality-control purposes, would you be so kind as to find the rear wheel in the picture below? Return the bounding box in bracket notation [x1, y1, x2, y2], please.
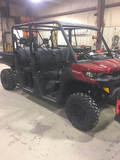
[1, 69, 16, 90]
[65, 93, 100, 131]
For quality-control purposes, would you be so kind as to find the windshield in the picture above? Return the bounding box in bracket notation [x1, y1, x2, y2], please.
[65, 28, 112, 62]
[72, 29, 100, 50]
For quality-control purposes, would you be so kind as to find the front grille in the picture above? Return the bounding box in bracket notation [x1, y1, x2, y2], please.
[111, 71, 120, 77]
[96, 71, 120, 80]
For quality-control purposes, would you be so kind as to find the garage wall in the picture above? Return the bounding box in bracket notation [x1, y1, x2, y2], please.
[106, 0, 120, 5]
[9, 3, 26, 17]
[0, 0, 27, 52]
[0, 16, 15, 52]
[0, 0, 120, 51]
[35, 0, 120, 50]
[43, 10, 97, 26]
[0, 12, 3, 52]
[33, 0, 97, 24]
[104, 6, 120, 49]
[34, 0, 97, 28]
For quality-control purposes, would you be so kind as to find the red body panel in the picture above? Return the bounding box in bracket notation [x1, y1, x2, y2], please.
[70, 58, 120, 83]
[116, 98, 120, 114]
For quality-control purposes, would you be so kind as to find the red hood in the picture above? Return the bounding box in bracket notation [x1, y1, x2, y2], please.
[71, 58, 120, 74]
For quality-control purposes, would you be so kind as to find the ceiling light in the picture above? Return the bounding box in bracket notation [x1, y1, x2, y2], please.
[30, 0, 42, 3]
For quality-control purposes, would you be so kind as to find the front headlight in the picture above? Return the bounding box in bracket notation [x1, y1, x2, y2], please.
[84, 72, 97, 79]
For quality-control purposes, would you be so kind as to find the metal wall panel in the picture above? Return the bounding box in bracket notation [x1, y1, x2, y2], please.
[9, 3, 26, 17]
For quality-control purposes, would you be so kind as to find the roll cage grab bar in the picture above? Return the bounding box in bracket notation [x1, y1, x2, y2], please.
[11, 21, 112, 63]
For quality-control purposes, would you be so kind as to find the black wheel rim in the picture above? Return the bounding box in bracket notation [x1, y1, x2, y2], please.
[71, 103, 87, 122]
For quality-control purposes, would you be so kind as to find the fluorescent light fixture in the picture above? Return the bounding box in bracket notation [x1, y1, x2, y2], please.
[30, 0, 42, 3]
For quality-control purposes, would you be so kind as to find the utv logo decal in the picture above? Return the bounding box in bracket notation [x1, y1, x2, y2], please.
[99, 64, 107, 68]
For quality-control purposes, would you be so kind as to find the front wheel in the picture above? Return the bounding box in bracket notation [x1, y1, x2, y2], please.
[1, 69, 16, 90]
[65, 93, 100, 131]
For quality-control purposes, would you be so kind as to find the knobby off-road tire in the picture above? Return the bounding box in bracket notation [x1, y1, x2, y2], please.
[1, 69, 16, 90]
[65, 93, 100, 131]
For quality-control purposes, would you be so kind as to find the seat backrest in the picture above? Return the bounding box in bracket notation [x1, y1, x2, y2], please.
[35, 47, 70, 71]
[15, 47, 30, 66]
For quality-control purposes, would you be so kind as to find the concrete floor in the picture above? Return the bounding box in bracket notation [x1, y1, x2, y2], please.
[0, 64, 120, 160]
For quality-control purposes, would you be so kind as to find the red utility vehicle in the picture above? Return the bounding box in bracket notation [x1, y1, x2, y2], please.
[0, 21, 120, 131]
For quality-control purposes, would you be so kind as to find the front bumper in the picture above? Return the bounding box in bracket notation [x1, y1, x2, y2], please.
[109, 87, 120, 99]
[96, 75, 120, 87]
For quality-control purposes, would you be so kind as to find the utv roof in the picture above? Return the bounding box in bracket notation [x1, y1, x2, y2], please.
[13, 21, 99, 31]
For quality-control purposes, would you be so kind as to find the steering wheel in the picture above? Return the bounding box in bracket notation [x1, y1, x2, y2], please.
[76, 48, 92, 60]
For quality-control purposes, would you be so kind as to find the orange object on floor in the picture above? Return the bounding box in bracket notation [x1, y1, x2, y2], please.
[114, 97, 120, 122]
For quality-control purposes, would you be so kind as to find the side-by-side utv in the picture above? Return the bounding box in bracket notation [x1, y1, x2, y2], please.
[0, 21, 120, 131]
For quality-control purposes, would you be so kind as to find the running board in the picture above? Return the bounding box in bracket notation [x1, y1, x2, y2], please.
[42, 95, 57, 103]
[19, 86, 56, 103]
[23, 87, 33, 94]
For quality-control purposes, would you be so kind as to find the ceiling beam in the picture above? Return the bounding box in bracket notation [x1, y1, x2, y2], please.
[38, 2, 120, 19]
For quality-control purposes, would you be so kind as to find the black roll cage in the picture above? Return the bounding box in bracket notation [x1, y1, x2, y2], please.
[11, 21, 111, 64]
